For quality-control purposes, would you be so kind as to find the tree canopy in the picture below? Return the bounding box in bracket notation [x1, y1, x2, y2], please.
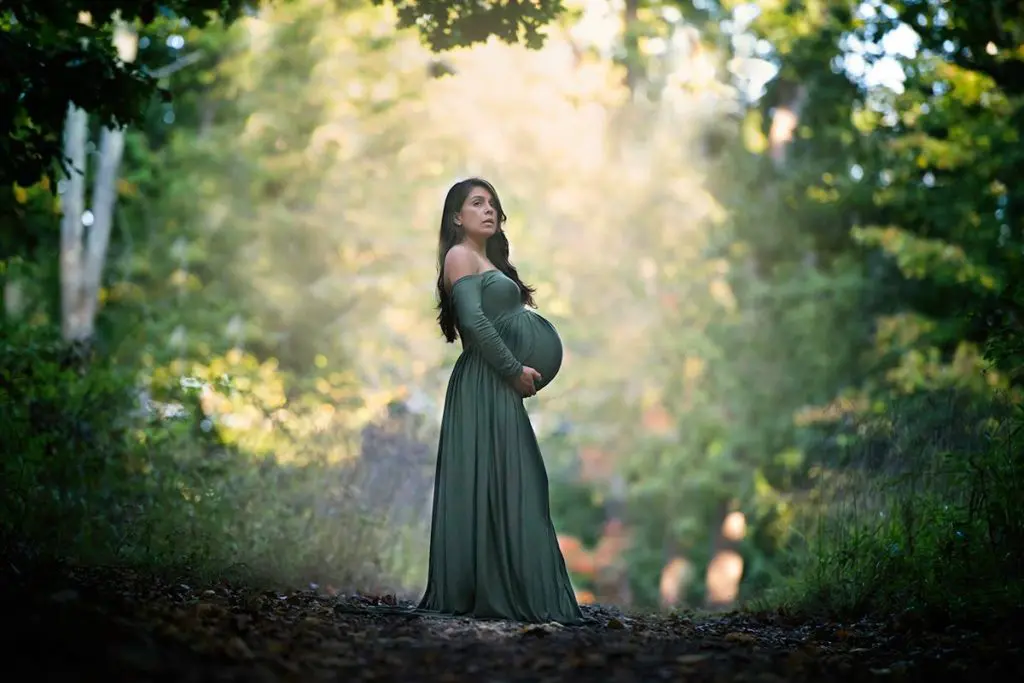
[0, 0, 569, 189]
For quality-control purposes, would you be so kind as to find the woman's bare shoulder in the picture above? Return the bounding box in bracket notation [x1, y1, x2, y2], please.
[443, 245, 481, 287]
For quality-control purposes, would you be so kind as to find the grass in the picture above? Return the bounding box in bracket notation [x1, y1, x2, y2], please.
[764, 391, 1024, 626]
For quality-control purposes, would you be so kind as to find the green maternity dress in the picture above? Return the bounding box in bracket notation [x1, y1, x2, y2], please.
[417, 269, 582, 625]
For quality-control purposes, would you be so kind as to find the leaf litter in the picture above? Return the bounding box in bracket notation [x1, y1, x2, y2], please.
[3, 562, 1021, 682]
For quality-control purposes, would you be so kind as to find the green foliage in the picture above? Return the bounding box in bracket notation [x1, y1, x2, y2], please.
[0, 1, 263, 188]
[549, 479, 606, 549]
[0, 178, 62, 262]
[773, 392, 1024, 623]
[0, 323, 421, 589]
[5, 0, 1024, 619]
[982, 284, 1024, 385]
[381, 0, 564, 50]
[1, 0, 449, 591]
[0, 325, 136, 552]
[688, 0, 1024, 619]
[1, 0, 566, 191]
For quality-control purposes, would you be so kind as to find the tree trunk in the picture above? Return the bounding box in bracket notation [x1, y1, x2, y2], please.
[703, 504, 747, 610]
[659, 555, 695, 610]
[59, 19, 138, 343]
[78, 125, 127, 337]
[60, 104, 89, 341]
[768, 81, 807, 169]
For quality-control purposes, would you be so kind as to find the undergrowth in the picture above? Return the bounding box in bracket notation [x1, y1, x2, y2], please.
[0, 323, 427, 594]
[770, 389, 1024, 625]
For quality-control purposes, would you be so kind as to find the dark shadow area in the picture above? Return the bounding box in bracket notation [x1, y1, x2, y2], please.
[4, 560, 1023, 682]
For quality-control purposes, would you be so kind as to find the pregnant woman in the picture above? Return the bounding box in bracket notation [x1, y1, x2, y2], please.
[417, 177, 582, 625]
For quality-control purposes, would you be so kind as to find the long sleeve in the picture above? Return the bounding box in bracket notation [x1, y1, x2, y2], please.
[451, 275, 523, 379]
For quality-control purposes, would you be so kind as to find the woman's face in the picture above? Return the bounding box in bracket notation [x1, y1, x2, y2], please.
[455, 185, 498, 241]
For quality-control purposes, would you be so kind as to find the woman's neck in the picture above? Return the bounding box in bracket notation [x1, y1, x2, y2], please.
[461, 237, 487, 257]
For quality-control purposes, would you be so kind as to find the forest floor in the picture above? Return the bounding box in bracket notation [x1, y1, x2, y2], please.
[3, 561, 1022, 683]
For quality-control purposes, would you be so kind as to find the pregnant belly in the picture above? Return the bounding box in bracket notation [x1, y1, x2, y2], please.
[501, 310, 563, 392]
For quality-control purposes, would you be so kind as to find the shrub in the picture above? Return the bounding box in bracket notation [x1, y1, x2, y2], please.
[0, 323, 427, 593]
[771, 389, 1024, 624]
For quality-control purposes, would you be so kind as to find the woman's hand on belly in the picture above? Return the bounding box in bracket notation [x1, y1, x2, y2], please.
[513, 366, 542, 398]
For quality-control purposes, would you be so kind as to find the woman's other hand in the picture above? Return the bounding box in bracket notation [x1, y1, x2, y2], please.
[514, 366, 542, 398]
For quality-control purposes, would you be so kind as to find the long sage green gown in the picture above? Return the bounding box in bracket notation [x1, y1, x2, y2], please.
[417, 269, 583, 625]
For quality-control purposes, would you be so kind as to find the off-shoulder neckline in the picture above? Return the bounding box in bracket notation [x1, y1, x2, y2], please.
[450, 269, 501, 290]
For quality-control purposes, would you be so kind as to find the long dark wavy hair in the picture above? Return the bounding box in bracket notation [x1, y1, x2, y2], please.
[436, 178, 536, 343]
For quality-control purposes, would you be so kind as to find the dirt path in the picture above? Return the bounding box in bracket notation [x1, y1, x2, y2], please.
[3, 563, 1021, 682]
